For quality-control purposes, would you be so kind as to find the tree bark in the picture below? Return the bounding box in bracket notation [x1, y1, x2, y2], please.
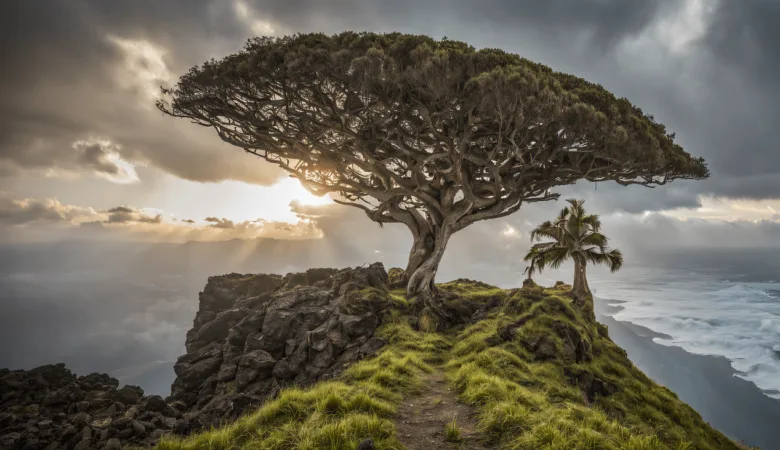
[404, 226, 454, 324]
[402, 231, 435, 286]
[572, 254, 594, 320]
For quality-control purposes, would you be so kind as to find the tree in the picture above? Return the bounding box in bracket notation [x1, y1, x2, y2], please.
[157, 32, 708, 319]
[524, 199, 623, 314]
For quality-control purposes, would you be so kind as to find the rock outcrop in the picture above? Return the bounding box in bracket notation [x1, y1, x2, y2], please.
[167, 262, 391, 430]
[0, 263, 393, 449]
[0, 364, 182, 449]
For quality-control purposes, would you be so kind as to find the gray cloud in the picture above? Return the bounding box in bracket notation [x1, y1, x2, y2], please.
[0, 1, 281, 186]
[204, 217, 236, 229]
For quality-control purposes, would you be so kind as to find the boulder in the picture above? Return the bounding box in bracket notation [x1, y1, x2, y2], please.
[108, 385, 143, 405]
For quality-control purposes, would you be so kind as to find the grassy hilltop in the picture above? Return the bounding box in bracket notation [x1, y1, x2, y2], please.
[158, 278, 741, 450]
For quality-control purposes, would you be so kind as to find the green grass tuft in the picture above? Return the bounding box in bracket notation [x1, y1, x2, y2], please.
[444, 418, 462, 443]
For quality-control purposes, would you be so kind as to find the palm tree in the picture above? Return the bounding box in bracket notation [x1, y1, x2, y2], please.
[523, 199, 623, 309]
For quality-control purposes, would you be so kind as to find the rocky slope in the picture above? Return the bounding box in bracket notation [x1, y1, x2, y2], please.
[0, 263, 393, 449]
[0, 365, 181, 449]
[167, 263, 390, 429]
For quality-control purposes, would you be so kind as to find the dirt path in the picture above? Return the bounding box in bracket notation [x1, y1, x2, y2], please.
[393, 371, 489, 449]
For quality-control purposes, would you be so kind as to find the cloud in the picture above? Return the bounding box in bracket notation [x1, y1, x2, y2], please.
[0, 1, 282, 186]
[204, 217, 235, 229]
[108, 36, 173, 103]
[106, 206, 162, 224]
[74, 139, 140, 183]
[0, 193, 324, 242]
[0, 194, 101, 225]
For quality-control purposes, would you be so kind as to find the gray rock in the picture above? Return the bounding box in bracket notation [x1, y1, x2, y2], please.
[109, 385, 143, 405]
[356, 438, 376, 450]
[131, 420, 146, 436]
[216, 364, 238, 382]
[176, 353, 223, 387]
[123, 406, 138, 419]
[359, 337, 386, 357]
[235, 366, 258, 390]
[243, 332, 268, 353]
[0, 433, 21, 448]
[73, 438, 93, 450]
[260, 310, 298, 352]
[104, 438, 122, 450]
[239, 350, 276, 375]
[72, 412, 91, 428]
[189, 309, 248, 351]
[339, 314, 378, 338]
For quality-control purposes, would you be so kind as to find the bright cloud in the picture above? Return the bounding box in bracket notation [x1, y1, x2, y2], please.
[109, 36, 172, 103]
[233, 1, 282, 36]
[0, 192, 326, 243]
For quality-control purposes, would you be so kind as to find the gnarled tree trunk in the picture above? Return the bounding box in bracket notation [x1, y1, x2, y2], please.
[403, 225, 455, 325]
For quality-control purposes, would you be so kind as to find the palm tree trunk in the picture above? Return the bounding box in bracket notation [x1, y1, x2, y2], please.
[572, 255, 591, 301]
[572, 255, 595, 320]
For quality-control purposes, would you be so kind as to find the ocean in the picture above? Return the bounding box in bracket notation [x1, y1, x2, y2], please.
[590, 247, 780, 401]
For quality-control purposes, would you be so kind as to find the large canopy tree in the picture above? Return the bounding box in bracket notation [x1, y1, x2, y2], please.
[157, 32, 708, 317]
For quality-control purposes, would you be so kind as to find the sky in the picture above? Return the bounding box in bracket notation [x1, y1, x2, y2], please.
[1, 0, 780, 246]
[1, 0, 780, 389]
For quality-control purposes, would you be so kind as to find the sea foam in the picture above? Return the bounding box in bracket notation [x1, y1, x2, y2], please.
[593, 267, 780, 400]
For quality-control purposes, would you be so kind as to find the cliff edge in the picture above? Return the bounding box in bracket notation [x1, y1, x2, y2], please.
[0, 264, 745, 449]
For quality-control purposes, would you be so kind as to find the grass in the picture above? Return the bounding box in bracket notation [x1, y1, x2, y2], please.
[156, 275, 743, 450]
[444, 418, 462, 443]
[444, 285, 741, 450]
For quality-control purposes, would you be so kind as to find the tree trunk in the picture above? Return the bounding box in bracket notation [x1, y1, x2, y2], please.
[572, 255, 594, 320]
[404, 226, 454, 325]
[402, 231, 436, 286]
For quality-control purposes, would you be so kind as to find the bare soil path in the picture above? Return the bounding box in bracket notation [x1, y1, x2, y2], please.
[393, 371, 490, 449]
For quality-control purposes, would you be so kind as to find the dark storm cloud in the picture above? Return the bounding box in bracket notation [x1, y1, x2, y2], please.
[0, 0, 281, 185]
[704, 1, 780, 86]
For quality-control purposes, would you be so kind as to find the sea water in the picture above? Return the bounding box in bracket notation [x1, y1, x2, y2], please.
[591, 254, 780, 400]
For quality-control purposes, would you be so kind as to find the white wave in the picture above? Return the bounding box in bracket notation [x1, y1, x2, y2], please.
[593, 267, 780, 400]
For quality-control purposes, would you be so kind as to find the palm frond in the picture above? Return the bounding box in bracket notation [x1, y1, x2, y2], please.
[580, 232, 608, 248]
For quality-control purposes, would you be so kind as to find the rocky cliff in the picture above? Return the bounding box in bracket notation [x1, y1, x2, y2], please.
[0, 263, 392, 449]
[167, 263, 390, 430]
